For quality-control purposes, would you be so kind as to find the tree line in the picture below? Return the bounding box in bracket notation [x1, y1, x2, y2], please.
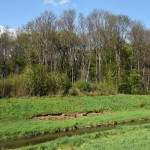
[0, 9, 150, 97]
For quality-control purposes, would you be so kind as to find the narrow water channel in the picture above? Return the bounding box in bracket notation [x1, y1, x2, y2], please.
[0, 119, 149, 149]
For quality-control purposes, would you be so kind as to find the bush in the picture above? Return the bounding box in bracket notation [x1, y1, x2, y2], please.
[73, 80, 92, 92]
[81, 82, 116, 96]
[8, 74, 25, 97]
[47, 72, 71, 95]
[0, 67, 72, 97]
[61, 73, 72, 94]
[91, 82, 116, 95]
[22, 65, 49, 96]
[69, 87, 81, 96]
[72, 80, 116, 96]
[127, 70, 141, 94]
[0, 78, 11, 98]
[23, 69, 71, 96]
[0, 74, 24, 98]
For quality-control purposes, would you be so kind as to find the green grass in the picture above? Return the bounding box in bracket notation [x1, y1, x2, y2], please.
[1, 95, 150, 121]
[18, 123, 150, 150]
[0, 95, 150, 140]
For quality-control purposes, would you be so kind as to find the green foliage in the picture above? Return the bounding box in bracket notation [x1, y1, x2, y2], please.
[69, 87, 81, 96]
[72, 79, 116, 96]
[1, 10, 150, 95]
[0, 74, 24, 98]
[22, 66, 71, 96]
[0, 78, 11, 98]
[22, 65, 49, 96]
[0, 66, 71, 97]
[74, 80, 92, 92]
[61, 73, 72, 94]
[127, 70, 141, 94]
[47, 72, 71, 95]
[90, 82, 116, 95]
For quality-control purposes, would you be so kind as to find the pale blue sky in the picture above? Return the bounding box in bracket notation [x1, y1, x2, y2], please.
[0, 0, 150, 29]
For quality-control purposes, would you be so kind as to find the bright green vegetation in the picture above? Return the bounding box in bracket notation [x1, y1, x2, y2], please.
[0, 95, 150, 140]
[19, 123, 150, 150]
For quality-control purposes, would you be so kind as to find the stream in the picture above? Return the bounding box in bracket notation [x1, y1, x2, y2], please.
[0, 119, 150, 149]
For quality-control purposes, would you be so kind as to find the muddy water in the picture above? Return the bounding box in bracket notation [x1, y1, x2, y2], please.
[0, 119, 150, 149]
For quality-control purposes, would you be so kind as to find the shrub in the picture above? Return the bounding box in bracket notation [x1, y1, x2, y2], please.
[23, 65, 71, 96]
[47, 72, 71, 95]
[96, 82, 116, 95]
[127, 70, 141, 94]
[22, 65, 49, 96]
[72, 80, 116, 96]
[88, 82, 116, 96]
[0, 74, 24, 98]
[69, 87, 81, 96]
[73, 80, 92, 92]
[61, 73, 72, 94]
[8, 74, 25, 97]
[0, 78, 11, 98]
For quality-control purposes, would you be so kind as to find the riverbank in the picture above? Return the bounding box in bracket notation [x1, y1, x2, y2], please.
[18, 123, 150, 150]
[0, 119, 150, 149]
[0, 95, 150, 149]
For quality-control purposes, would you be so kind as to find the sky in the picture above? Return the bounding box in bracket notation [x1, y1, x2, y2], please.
[0, 0, 150, 30]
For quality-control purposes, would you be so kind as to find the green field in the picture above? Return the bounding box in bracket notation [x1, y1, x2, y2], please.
[0, 95, 150, 149]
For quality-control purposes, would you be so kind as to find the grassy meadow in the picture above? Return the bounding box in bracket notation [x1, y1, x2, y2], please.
[0, 95, 150, 149]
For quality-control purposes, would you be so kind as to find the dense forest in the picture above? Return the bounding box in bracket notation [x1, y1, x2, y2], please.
[0, 9, 150, 97]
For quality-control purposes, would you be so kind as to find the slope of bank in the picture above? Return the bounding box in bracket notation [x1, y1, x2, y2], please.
[0, 95, 149, 141]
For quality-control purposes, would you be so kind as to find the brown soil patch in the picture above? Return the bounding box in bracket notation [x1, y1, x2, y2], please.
[34, 111, 111, 120]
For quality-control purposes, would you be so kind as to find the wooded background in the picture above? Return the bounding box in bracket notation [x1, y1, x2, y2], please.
[0, 9, 150, 96]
